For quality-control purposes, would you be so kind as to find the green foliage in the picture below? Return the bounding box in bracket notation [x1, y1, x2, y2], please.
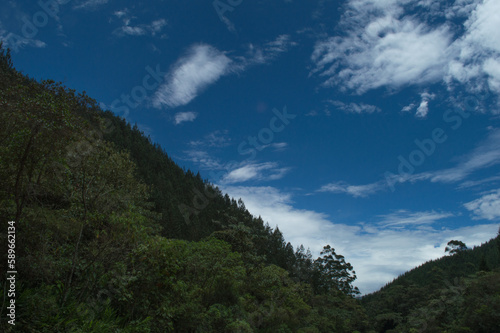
[445, 239, 468, 255]
[2, 49, 360, 331]
[0, 78, 80, 221]
[312, 245, 359, 296]
[362, 234, 500, 332]
[12, 42, 493, 332]
[0, 41, 13, 75]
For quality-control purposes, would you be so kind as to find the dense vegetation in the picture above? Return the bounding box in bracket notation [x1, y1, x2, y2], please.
[1, 43, 499, 332]
[362, 237, 500, 332]
[0, 43, 366, 332]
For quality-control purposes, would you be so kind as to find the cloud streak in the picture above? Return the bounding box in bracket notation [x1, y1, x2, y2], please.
[377, 210, 454, 228]
[328, 100, 381, 114]
[318, 181, 385, 198]
[317, 128, 500, 199]
[221, 162, 290, 184]
[344, 128, 500, 195]
[74, 0, 109, 10]
[416, 128, 500, 183]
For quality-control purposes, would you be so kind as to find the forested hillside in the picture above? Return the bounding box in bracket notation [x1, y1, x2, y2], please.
[1, 42, 499, 332]
[362, 235, 500, 332]
[0, 43, 367, 332]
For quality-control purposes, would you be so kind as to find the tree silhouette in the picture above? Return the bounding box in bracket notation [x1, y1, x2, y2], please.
[445, 240, 467, 255]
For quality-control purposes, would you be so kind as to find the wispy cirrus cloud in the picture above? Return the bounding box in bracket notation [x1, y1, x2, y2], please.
[112, 8, 167, 37]
[318, 181, 385, 198]
[244, 34, 297, 65]
[263, 142, 288, 152]
[220, 162, 290, 184]
[416, 128, 500, 184]
[377, 209, 454, 228]
[74, 0, 109, 10]
[183, 155, 290, 185]
[321, 129, 500, 197]
[458, 176, 500, 190]
[380, 128, 500, 193]
[0, 33, 46, 50]
[188, 130, 231, 148]
[152, 35, 296, 109]
[0, 20, 47, 51]
[328, 100, 381, 114]
[183, 150, 224, 170]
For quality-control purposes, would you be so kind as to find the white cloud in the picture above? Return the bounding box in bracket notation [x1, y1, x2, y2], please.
[153, 44, 233, 108]
[415, 91, 436, 118]
[445, 0, 500, 98]
[174, 111, 198, 125]
[401, 103, 416, 113]
[221, 185, 499, 294]
[461, 0, 500, 54]
[221, 162, 290, 184]
[328, 100, 381, 114]
[113, 9, 128, 19]
[150, 19, 167, 35]
[311, 0, 500, 108]
[311, 11, 452, 94]
[484, 57, 500, 93]
[415, 100, 429, 118]
[465, 189, 500, 220]
[443, 0, 478, 19]
[318, 181, 385, 198]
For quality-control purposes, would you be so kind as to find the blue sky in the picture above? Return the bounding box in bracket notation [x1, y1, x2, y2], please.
[2, 0, 500, 294]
